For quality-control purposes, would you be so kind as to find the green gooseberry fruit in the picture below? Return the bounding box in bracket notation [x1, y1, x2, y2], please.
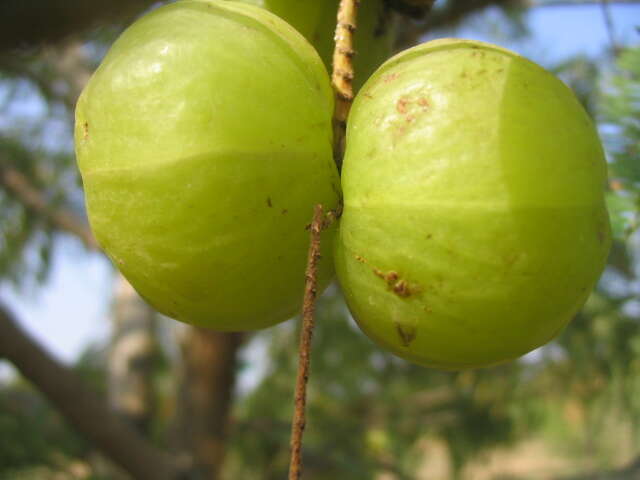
[237, 0, 395, 90]
[75, 0, 341, 330]
[335, 39, 611, 369]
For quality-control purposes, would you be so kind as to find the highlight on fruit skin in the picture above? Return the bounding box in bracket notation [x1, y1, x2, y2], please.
[335, 38, 612, 369]
[74, 0, 341, 330]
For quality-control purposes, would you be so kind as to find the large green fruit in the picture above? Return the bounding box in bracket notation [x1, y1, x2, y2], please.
[75, 0, 340, 330]
[336, 39, 611, 369]
[238, 0, 395, 90]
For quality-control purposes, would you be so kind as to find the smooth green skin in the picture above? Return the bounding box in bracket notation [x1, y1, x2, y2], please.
[336, 39, 612, 369]
[237, 0, 395, 90]
[75, 0, 341, 330]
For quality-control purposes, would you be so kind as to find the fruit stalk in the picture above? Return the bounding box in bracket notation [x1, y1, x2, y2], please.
[288, 204, 325, 480]
[288, 2, 359, 478]
[331, 0, 359, 169]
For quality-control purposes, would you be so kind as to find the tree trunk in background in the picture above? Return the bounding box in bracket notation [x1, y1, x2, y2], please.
[176, 328, 243, 479]
[109, 273, 157, 433]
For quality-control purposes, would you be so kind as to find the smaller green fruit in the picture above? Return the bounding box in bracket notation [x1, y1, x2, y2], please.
[239, 0, 395, 90]
[336, 39, 611, 369]
[75, 0, 340, 330]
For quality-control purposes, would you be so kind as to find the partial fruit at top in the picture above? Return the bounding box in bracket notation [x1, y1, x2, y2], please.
[335, 39, 611, 369]
[75, 0, 340, 330]
[238, 0, 395, 90]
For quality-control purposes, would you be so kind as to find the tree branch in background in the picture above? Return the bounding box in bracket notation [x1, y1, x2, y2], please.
[109, 274, 158, 434]
[425, 0, 519, 30]
[394, 0, 516, 50]
[395, 0, 640, 50]
[0, 0, 155, 52]
[175, 328, 244, 480]
[0, 164, 99, 250]
[0, 302, 183, 480]
[0, 40, 91, 112]
[386, 0, 437, 18]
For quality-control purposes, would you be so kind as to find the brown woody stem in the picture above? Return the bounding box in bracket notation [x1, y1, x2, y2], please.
[0, 301, 182, 479]
[331, 0, 359, 170]
[288, 204, 326, 480]
[288, 1, 358, 479]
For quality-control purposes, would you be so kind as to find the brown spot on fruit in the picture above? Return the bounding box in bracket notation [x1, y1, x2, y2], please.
[396, 97, 408, 114]
[373, 269, 418, 298]
[281, 209, 288, 215]
[373, 268, 396, 284]
[266, 197, 272, 207]
[383, 73, 399, 83]
[417, 97, 430, 108]
[393, 280, 411, 297]
[395, 323, 417, 347]
[83, 122, 89, 140]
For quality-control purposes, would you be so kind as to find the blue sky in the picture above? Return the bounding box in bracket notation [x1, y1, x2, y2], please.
[1, 2, 639, 373]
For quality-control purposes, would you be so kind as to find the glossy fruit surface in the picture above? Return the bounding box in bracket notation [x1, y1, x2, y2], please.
[238, 0, 394, 90]
[75, 0, 340, 330]
[336, 39, 611, 369]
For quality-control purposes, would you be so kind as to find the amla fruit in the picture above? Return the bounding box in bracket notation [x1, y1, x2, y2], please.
[335, 39, 611, 369]
[75, 0, 340, 330]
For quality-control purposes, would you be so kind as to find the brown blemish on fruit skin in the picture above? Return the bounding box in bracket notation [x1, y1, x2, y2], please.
[383, 73, 399, 83]
[393, 280, 411, 297]
[373, 268, 417, 298]
[395, 323, 417, 347]
[396, 98, 408, 114]
[281, 209, 288, 215]
[266, 197, 272, 207]
[393, 96, 431, 140]
[83, 122, 89, 140]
